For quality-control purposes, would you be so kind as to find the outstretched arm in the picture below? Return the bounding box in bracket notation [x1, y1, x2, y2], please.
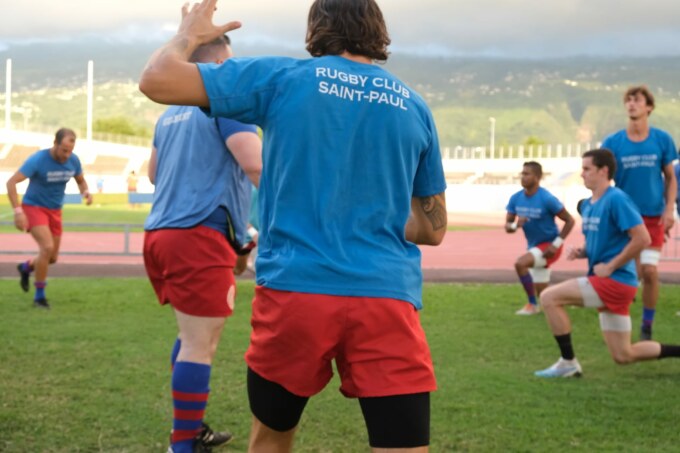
[226, 132, 262, 188]
[405, 192, 447, 245]
[138, 0, 241, 106]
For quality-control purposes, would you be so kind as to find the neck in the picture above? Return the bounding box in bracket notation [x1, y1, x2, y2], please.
[590, 182, 609, 201]
[523, 185, 539, 196]
[339, 51, 372, 64]
[627, 117, 649, 139]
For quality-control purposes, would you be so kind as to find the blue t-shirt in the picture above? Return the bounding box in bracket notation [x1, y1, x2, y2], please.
[602, 128, 677, 216]
[506, 187, 563, 248]
[144, 105, 258, 247]
[19, 149, 83, 209]
[197, 55, 447, 309]
[580, 187, 643, 286]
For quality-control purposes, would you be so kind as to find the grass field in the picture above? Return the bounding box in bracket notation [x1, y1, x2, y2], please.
[2, 280, 680, 452]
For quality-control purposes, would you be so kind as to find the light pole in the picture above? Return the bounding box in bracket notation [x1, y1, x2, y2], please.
[489, 117, 496, 159]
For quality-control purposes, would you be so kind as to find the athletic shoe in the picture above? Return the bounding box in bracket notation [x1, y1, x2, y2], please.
[534, 357, 582, 378]
[640, 325, 652, 341]
[33, 298, 50, 310]
[17, 264, 30, 292]
[515, 303, 540, 315]
[198, 423, 233, 449]
[167, 423, 232, 453]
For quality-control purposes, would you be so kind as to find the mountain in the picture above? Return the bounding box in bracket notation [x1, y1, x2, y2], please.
[2, 40, 680, 147]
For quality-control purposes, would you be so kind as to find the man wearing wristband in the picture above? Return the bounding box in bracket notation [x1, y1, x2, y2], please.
[5, 128, 92, 309]
[535, 149, 680, 378]
[505, 161, 575, 315]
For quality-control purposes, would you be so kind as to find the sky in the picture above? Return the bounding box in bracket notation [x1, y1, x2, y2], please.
[1, 0, 680, 58]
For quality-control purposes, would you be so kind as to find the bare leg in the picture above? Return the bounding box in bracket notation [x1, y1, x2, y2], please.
[539, 279, 585, 335]
[30, 225, 54, 283]
[248, 416, 297, 453]
[602, 330, 661, 364]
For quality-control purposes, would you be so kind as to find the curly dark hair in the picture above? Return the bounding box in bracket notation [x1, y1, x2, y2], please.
[306, 0, 391, 62]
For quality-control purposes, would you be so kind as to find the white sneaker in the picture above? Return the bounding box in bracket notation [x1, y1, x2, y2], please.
[516, 303, 540, 315]
[534, 357, 583, 378]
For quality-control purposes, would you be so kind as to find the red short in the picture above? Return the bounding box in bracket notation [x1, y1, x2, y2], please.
[588, 276, 638, 316]
[642, 216, 665, 249]
[143, 226, 237, 317]
[245, 286, 437, 398]
[534, 241, 563, 268]
[22, 204, 62, 236]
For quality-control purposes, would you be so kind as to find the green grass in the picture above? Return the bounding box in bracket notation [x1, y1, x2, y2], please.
[2, 280, 680, 452]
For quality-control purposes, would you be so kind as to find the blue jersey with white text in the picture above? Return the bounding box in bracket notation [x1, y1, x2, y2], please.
[602, 128, 677, 216]
[197, 55, 447, 309]
[145, 105, 257, 246]
[19, 149, 83, 209]
[506, 187, 563, 248]
[580, 187, 643, 286]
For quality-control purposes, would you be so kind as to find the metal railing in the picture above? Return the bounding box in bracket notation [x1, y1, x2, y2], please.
[0, 222, 143, 256]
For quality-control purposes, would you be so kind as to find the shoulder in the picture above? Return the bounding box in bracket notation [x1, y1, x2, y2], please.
[649, 127, 674, 143]
[602, 129, 625, 146]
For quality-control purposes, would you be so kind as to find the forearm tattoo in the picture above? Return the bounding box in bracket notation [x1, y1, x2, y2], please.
[419, 195, 447, 230]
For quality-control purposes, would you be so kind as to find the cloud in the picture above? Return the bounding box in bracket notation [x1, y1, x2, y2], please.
[1, 0, 680, 57]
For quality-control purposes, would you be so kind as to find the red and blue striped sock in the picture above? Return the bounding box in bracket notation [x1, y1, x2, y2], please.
[34, 281, 47, 301]
[171, 361, 211, 453]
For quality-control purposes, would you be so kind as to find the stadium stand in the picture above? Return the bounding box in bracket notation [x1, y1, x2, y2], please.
[83, 155, 129, 175]
[475, 172, 520, 185]
[445, 172, 476, 184]
[0, 145, 40, 171]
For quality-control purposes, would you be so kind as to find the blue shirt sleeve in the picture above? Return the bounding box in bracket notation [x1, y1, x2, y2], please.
[197, 57, 294, 127]
[216, 117, 258, 142]
[72, 154, 83, 177]
[412, 113, 447, 197]
[612, 192, 643, 232]
[18, 153, 39, 178]
[546, 191, 564, 216]
[660, 131, 678, 167]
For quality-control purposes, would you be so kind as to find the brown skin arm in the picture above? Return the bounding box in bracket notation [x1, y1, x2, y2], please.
[662, 162, 676, 232]
[405, 192, 447, 245]
[593, 224, 651, 277]
[148, 147, 158, 185]
[138, 0, 242, 106]
[505, 212, 517, 233]
[543, 208, 575, 259]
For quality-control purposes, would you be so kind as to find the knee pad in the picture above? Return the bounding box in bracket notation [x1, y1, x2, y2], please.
[247, 367, 309, 432]
[359, 392, 430, 448]
[640, 249, 661, 266]
[529, 267, 551, 284]
[528, 247, 547, 268]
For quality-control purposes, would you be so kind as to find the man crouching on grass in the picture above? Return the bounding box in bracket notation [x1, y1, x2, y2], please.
[535, 149, 680, 378]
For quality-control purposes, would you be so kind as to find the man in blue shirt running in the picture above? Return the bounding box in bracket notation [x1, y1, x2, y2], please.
[505, 161, 575, 315]
[6, 128, 92, 309]
[139, 1, 447, 451]
[534, 149, 680, 378]
[143, 35, 261, 453]
[602, 86, 678, 340]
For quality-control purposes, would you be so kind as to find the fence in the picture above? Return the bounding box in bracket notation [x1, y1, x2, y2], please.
[441, 143, 602, 160]
[0, 222, 143, 256]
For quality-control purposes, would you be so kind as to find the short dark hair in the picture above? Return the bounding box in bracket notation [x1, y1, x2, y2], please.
[624, 85, 655, 112]
[306, 0, 391, 62]
[189, 35, 231, 63]
[583, 148, 617, 180]
[55, 128, 76, 144]
[523, 161, 542, 178]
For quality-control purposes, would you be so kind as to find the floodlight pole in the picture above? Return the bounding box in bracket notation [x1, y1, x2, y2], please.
[5, 58, 11, 131]
[87, 60, 93, 141]
[489, 117, 496, 159]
